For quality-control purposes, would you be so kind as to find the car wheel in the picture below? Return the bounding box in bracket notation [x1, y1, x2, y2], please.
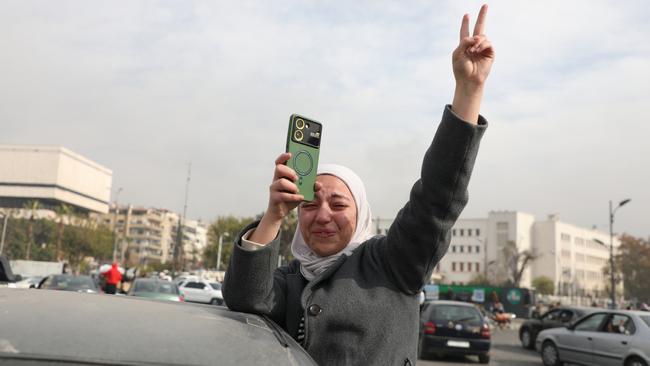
[478, 354, 490, 364]
[210, 298, 219, 305]
[520, 328, 533, 349]
[626, 357, 648, 366]
[541, 341, 562, 366]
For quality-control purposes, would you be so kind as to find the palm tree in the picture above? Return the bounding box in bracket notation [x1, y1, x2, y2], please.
[24, 200, 41, 260]
[54, 204, 71, 261]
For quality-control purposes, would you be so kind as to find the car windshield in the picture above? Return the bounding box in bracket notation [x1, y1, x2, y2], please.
[641, 316, 650, 328]
[210, 282, 221, 290]
[133, 280, 179, 295]
[45, 275, 97, 292]
[432, 305, 482, 324]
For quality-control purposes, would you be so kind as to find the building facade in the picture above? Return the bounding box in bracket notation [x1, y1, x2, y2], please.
[0, 145, 112, 214]
[375, 210, 619, 297]
[99, 205, 208, 269]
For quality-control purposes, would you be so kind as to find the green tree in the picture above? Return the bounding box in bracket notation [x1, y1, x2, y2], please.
[62, 223, 113, 273]
[532, 276, 555, 295]
[467, 273, 493, 286]
[23, 200, 41, 260]
[204, 215, 255, 270]
[613, 234, 650, 303]
[54, 204, 72, 261]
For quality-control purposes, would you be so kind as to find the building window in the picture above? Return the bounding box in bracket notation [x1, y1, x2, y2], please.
[468, 229, 472, 236]
[561, 233, 571, 242]
[476, 245, 480, 253]
[452, 262, 456, 271]
[467, 262, 472, 271]
[459, 263, 464, 272]
[452, 245, 456, 253]
[452, 229, 456, 236]
[460, 246, 464, 253]
[468, 246, 472, 253]
[476, 263, 480, 272]
[460, 229, 464, 236]
[476, 229, 481, 236]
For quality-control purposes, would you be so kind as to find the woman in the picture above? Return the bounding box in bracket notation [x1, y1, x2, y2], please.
[224, 5, 494, 365]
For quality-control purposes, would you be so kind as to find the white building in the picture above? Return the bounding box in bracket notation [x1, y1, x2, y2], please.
[0, 145, 112, 214]
[375, 210, 619, 297]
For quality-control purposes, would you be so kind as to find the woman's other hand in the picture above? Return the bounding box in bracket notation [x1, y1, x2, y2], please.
[451, 4, 495, 124]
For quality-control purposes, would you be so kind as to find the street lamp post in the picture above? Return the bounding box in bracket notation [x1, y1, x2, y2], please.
[594, 198, 630, 309]
[216, 232, 230, 272]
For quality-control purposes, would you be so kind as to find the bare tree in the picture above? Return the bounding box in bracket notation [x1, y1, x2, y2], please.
[502, 240, 538, 287]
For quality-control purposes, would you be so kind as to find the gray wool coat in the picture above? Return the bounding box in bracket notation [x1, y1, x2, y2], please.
[223, 105, 487, 366]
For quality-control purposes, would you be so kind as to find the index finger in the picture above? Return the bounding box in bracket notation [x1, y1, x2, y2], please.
[473, 4, 488, 36]
[459, 13, 469, 41]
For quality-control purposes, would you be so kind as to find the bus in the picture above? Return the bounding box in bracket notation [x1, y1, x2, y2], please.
[423, 283, 536, 319]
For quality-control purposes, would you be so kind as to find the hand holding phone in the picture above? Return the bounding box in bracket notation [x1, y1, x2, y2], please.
[286, 114, 322, 201]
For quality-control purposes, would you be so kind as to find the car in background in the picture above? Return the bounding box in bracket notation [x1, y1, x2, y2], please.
[418, 300, 491, 364]
[128, 278, 184, 302]
[537, 310, 650, 366]
[179, 278, 224, 305]
[37, 274, 99, 293]
[519, 306, 596, 349]
[6, 275, 44, 289]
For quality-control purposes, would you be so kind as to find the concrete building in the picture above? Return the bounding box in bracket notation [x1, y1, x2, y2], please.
[0, 145, 112, 214]
[374, 210, 619, 298]
[98, 206, 208, 269]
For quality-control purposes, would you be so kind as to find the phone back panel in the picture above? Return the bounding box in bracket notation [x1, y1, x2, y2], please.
[286, 114, 322, 202]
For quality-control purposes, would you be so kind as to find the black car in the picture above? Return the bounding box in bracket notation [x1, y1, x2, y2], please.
[418, 300, 491, 364]
[519, 306, 596, 349]
[37, 274, 100, 293]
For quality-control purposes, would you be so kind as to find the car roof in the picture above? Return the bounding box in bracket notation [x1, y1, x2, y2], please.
[0, 288, 315, 365]
[425, 300, 479, 307]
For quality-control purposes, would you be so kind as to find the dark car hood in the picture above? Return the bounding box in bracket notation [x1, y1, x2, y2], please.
[0, 288, 315, 365]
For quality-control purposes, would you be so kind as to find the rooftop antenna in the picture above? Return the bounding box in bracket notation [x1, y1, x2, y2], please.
[173, 162, 191, 273]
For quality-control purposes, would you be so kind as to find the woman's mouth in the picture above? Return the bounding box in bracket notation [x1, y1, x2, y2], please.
[312, 230, 336, 238]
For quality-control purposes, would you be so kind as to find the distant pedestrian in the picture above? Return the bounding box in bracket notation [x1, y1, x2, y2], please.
[102, 262, 122, 295]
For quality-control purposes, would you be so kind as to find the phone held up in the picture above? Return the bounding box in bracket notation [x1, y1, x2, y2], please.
[286, 114, 322, 202]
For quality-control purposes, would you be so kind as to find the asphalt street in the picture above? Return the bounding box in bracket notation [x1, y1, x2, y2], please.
[417, 324, 542, 366]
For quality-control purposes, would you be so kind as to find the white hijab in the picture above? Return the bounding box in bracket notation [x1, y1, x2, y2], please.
[291, 164, 374, 281]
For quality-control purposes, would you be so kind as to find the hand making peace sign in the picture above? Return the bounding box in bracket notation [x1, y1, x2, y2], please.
[453, 4, 495, 88]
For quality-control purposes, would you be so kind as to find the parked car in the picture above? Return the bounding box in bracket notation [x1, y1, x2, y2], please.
[128, 278, 184, 302]
[519, 306, 596, 349]
[536, 310, 650, 366]
[37, 274, 99, 293]
[418, 300, 491, 364]
[179, 278, 224, 305]
[7, 275, 44, 289]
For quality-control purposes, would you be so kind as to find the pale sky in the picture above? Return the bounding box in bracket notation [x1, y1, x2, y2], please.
[2, 1, 648, 238]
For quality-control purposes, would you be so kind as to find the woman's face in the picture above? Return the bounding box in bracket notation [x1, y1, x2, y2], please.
[299, 174, 357, 257]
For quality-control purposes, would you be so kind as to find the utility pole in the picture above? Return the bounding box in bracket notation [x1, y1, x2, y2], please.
[608, 199, 630, 309]
[112, 188, 122, 263]
[173, 163, 191, 273]
[0, 209, 9, 255]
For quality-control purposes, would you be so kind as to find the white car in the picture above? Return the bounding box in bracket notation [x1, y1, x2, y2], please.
[537, 309, 650, 366]
[179, 279, 224, 305]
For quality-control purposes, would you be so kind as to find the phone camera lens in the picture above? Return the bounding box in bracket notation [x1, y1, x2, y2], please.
[294, 130, 304, 141]
[295, 119, 305, 130]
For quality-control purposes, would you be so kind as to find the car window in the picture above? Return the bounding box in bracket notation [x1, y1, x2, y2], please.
[134, 281, 156, 293]
[641, 316, 650, 328]
[602, 314, 635, 335]
[210, 282, 221, 290]
[574, 313, 608, 332]
[558, 310, 573, 323]
[431, 305, 482, 324]
[185, 281, 205, 289]
[541, 309, 562, 321]
[156, 282, 179, 295]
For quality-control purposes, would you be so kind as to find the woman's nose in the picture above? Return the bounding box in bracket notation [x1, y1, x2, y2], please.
[314, 204, 332, 223]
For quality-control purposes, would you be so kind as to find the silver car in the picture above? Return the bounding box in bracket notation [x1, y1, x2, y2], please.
[536, 310, 650, 366]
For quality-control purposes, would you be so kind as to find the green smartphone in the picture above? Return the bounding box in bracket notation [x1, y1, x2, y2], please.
[286, 114, 322, 201]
